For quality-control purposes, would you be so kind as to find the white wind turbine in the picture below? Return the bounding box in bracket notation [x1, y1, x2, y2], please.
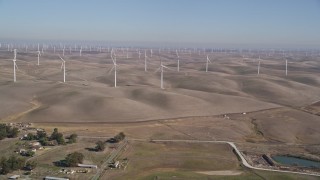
[126, 49, 129, 59]
[176, 49, 180, 72]
[109, 50, 117, 87]
[150, 49, 153, 57]
[62, 47, 65, 56]
[13, 49, 18, 82]
[138, 50, 141, 59]
[257, 56, 261, 75]
[79, 46, 82, 56]
[54, 46, 56, 54]
[144, 50, 147, 72]
[59, 55, 66, 82]
[285, 58, 288, 76]
[37, 50, 41, 66]
[205, 55, 211, 72]
[155, 61, 170, 89]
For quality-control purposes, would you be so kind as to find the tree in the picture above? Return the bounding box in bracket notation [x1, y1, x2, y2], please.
[50, 128, 65, 145]
[0, 156, 25, 174]
[68, 134, 77, 144]
[25, 160, 37, 170]
[26, 133, 35, 141]
[39, 137, 48, 146]
[0, 157, 10, 175]
[7, 127, 19, 138]
[0, 124, 8, 140]
[0, 124, 20, 140]
[114, 132, 126, 142]
[50, 128, 59, 140]
[7, 155, 25, 171]
[56, 133, 66, 145]
[25, 150, 35, 157]
[95, 141, 105, 151]
[37, 130, 47, 139]
[65, 152, 84, 167]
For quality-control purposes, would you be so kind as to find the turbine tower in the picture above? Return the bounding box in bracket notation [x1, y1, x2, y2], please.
[205, 55, 211, 72]
[156, 62, 169, 89]
[285, 59, 288, 76]
[59, 55, 66, 83]
[257, 56, 261, 75]
[13, 49, 18, 82]
[109, 50, 117, 87]
[160, 62, 169, 89]
[144, 50, 147, 72]
[176, 49, 180, 72]
[37, 50, 41, 66]
[80, 46, 82, 56]
[126, 49, 129, 59]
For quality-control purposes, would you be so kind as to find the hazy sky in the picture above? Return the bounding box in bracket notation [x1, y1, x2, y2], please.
[1, 0, 320, 48]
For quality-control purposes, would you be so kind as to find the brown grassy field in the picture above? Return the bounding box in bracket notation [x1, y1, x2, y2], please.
[0, 49, 320, 179]
[1, 50, 319, 123]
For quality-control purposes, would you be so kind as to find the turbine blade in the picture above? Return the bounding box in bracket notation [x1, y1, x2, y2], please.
[154, 67, 161, 73]
[162, 65, 170, 69]
[108, 66, 115, 74]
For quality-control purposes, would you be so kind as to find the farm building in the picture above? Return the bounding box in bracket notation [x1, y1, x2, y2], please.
[44, 176, 69, 180]
[78, 164, 98, 169]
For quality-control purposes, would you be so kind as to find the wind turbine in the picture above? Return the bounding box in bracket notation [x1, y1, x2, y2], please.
[37, 50, 41, 66]
[150, 49, 153, 57]
[176, 49, 180, 72]
[54, 46, 56, 54]
[126, 49, 129, 59]
[109, 50, 117, 87]
[80, 46, 82, 56]
[257, 56, 261, 75]
[144, 50, 147, 72]
[62, 47, 65, 56]
[13, 49, 18, 82]
[155, 62, 169, 89]
[59, 55, 66, 83]
[285, 59, 288, 76]
[138, 50, 141, 59]
[205, 55, 211, 72]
